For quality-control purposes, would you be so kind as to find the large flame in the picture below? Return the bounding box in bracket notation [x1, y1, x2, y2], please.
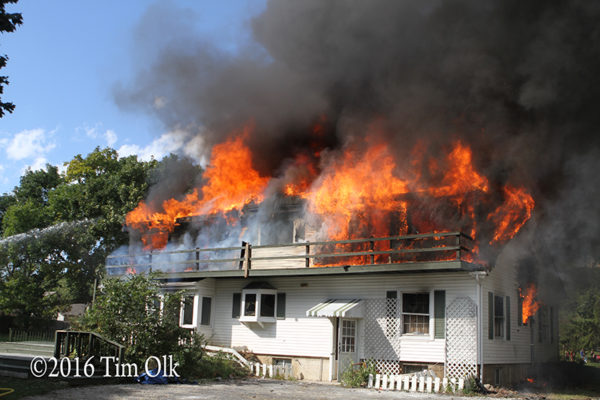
[125, 128, 269, 249]
[520, 283, 541, 324]
[125, 125, 535, 257]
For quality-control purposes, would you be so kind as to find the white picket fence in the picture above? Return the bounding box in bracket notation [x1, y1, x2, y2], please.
[249, 362, 292, 378]
[368, 373, 465, 393]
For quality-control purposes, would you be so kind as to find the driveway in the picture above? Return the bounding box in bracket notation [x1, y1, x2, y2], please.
[21, 379, 503, 400]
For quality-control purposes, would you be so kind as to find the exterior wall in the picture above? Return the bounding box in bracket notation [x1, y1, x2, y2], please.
[200, 271, 477, 380]
[481, 259, 559, 382]
[254, 354, 329, 381]
[483, 363, 531, 387]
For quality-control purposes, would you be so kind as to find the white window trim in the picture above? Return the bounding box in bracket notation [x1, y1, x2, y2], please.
[398, 290, 434, 340]
[179, 294, 198, 329]
[240, 289, 277, 323]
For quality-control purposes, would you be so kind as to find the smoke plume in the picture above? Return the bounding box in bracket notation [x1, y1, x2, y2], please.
[115, 0, 600, 282]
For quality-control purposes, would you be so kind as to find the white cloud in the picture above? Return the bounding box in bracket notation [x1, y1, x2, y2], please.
[84, 126, 118, 147]
[5, 129, 56, 160]
[105, 130, 117, 147]
[117, 129, 205, 163]
[28, 157, 49, 172]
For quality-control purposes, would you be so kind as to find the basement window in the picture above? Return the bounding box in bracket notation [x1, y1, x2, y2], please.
[402, 293, 430, 335]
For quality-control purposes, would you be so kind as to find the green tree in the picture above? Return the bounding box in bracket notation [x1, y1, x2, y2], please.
[77, 274, 206, 376]
[0, 0, 22, 117]
[560, 287, 600, 352]
[0, 148, 159, 325]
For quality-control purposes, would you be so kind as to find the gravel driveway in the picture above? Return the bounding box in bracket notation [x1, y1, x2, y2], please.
[21, 379, 502, 400]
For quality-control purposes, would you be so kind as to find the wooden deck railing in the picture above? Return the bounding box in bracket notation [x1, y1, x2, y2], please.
[54, 330, 125, 361]
[106, 232, 474, 275]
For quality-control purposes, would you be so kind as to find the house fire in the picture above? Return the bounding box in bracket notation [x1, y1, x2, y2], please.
[107, 122, 555, 385]
[105, 0, 600, 388]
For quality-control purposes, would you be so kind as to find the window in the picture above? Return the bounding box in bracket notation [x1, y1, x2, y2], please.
[340, 320, 356, 352]
[239, 287, 281, 323]
[402, 293, 430, 335]
[244, 293, 257, 317]
[494, 295, 504, 338]
[200, 297, 212, 326]
[260, 294, 276, 317]
[180, 295, 196, 328]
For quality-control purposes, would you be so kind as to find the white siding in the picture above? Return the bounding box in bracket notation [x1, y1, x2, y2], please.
[481, 261, 558, 364]
[208, 272, 476, 364]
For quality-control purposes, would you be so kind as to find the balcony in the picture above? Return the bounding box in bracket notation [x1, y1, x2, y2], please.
[106, 232, 481, 278]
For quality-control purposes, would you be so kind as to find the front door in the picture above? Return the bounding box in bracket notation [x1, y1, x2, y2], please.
[337, 318, 357, 380]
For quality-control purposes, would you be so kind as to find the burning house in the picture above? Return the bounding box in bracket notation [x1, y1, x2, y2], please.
[106, 0, 600, 388]
[107, 128, 555, 385]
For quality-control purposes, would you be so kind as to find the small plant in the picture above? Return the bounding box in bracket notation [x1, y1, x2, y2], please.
[340, 360, 377, 387]
[462, 376, 478, 395]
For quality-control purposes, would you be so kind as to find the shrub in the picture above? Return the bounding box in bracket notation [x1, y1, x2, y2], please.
[340, 360, 377, 387]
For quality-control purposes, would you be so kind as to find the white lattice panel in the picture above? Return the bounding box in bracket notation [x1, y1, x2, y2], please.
[363, 298, 401, 375]
[445, 296, 478, 379]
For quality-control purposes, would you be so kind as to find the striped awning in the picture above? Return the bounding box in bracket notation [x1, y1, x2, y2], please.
[306, 299, 364, 318]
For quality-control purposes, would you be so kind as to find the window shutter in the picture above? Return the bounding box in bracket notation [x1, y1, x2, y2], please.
[505, 296, 511, 340]
[232, 293, 241, 318]
[276, 293, 286, 319]
[201, 297, 212, 326]
[488, 292, 494, 340]
[434, 290, 446, 339]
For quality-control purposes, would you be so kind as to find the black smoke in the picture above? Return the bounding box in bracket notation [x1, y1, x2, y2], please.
[115, 0, 600, 280]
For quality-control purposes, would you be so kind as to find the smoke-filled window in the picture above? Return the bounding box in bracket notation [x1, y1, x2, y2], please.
[402, 293, 430, 335]
[494, 295, 505, 338]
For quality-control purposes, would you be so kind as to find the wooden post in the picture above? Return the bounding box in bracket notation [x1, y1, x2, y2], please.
[456, 234, 461, 260]
[369, 239, 375, 265]
[305, 242, 310, 268]
[149, 251, 153, 272]
[8, 328, 12, 342]
[243, 242, 251, 278]
[195, 248, 200, 271]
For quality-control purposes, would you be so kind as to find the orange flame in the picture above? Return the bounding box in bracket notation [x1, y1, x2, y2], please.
[488, 185, 535, 244]
[125, 124, 536, 257]
[520, 283, 541, 324]
[125, 128, 269, 249]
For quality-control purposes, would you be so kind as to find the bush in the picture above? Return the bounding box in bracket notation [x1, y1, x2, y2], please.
[340, 360, 377, 387]
[76, 273, 206, 379]
[191, 352, 249, 380]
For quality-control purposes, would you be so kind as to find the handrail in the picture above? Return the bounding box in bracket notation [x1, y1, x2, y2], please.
[106, 232, 473, 275]
[54, 330, 125, 362]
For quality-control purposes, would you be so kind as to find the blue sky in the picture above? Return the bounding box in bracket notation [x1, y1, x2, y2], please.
[0, 0, 265, 194]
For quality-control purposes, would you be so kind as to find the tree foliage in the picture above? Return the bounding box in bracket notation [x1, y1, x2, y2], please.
[76, 274, 205, 376]
[560, 285, 600, 352]
[0, 148, 159, 326]
[0, 0, 22, 117]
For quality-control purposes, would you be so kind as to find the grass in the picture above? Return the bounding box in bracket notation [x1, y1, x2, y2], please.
[0, 376, 127, 399]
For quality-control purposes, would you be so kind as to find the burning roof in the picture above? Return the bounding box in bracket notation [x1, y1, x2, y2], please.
[116, 0, 600, 278]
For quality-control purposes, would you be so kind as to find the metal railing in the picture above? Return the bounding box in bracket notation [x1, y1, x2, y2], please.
[54, 330, 125, 362]
[106, 231, 474, 275]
